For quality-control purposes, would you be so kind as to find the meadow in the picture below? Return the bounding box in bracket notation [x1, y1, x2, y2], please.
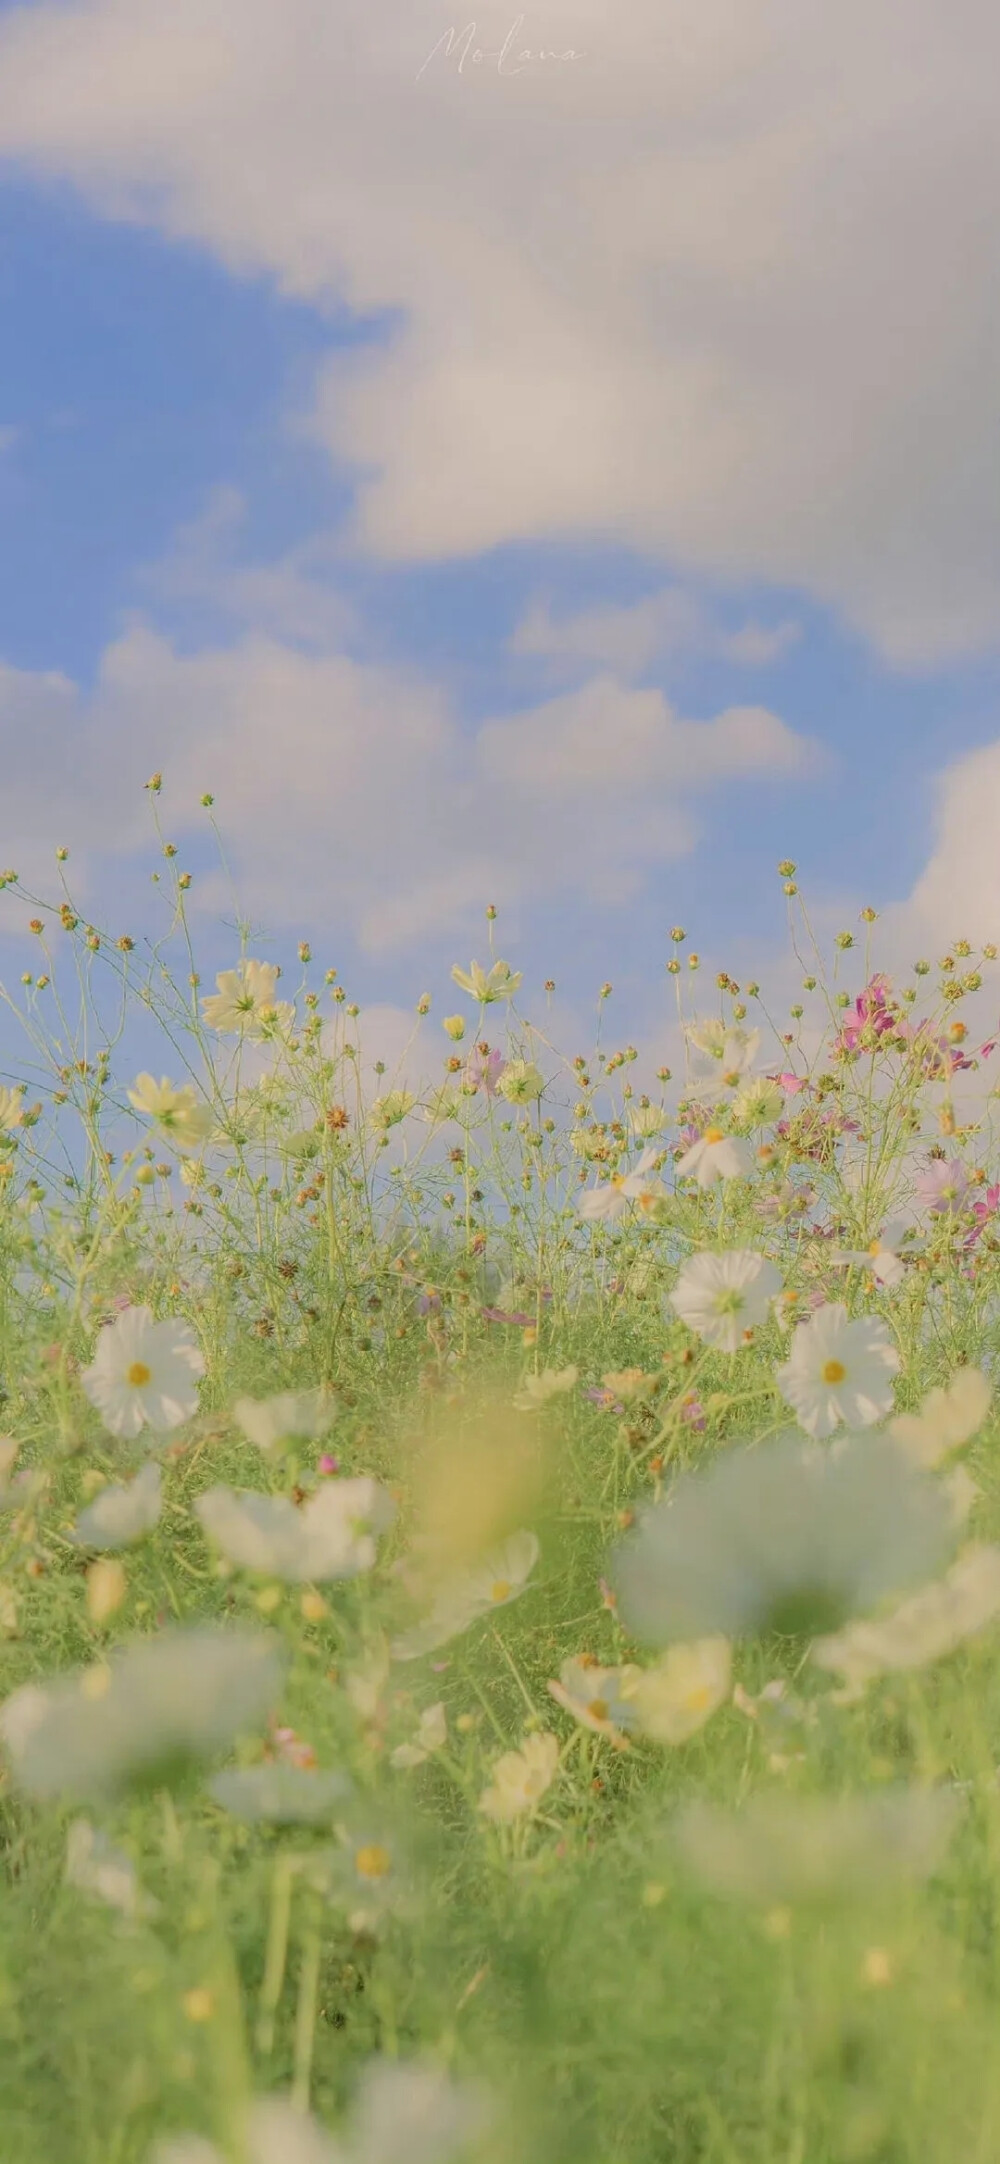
[3, 812, 1000, 2163]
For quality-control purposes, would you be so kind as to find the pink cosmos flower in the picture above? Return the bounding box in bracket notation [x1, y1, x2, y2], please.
[771, 1071, 810, 1097]
[914, 1158, 970, 1216]
[482, 1306, 534, 1326]
[464, 1044, 507, 1095]
[834, 974, 900, 1055]
[965, 1182, 1000, 1248]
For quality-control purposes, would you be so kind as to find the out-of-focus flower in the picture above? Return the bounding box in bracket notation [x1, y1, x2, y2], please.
[65, 1819, 158, 1918]
[232, 1389, 337, 1454]
[370, 1091, 416, 1130]
[828, 1219, 909, 1288]
[201, 960, 293, 1038]
[72, 1462, 162, 1551]
[890, 1367, 991, 1468]
[513, 1365, 578, 1411]
[628, 1103, 666, 1140]
[80, 1305, 205, 1440]
[209, 1762, 352, 1824]
[834, 975, 901, 1056]
[674, 1786, 960, 1904]
[812, 1544, 1000, 1696]
[450, 959, 522, 1003]
[392, 1530, 540, 1661]
[578, 1147, 667, 1221]
[479, 1731, 560, 1821]
[126, 1075, 215, 1154]
[0, 1084, 25, 1130]
[966, 1181, 1000, 1247]
[669, 1249, 782, 1353]
[686, 1022, 761, 1098]
[621, 1639, 732, 1745]
[612, 1430, 953, 1646]
[390, 1701, 448, 1769]
[731, 1077, 784, 1129]
[0, 1626, 283, 1803]
[196, 1477, 394, 1583]
[496, 1059, 544, 1104]
[675, 1128, 752, 1187]
[914, 1157, 970, 1217]
[547, 1657, 640, 1742]
[424, 1084, 462, 1125]
[464, 1044, 507, 1096]
[155, 2059, 488, 2164]
[776, 1301, 899, 1437]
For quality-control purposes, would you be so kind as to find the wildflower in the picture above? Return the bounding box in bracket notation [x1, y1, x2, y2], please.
[675, 1128, 752, 1187]
[155, 2060, 487, 2164]
[479, 1731, 560, 1821]
[914, 1157, 970, 1216]
[833, 975, 901, 1056]
[370, 1090, 416, 1130]
[450, 959, 522, 1003]
[496, 1058, 544, 1104]
[424, 1083, 462, 1125]
[548, 1658, 641, 1742]
[232, 1389, 336, 1454]
[629, 1103, 665, 1140]
[72, 1462, 162, 1551]
[621, 1639, 732, 1744]
[0, 1085, 24, 1131]
[776, 1301, 899, 1437]
[812, 1545, 1000, 1695]
[80, 1305, 205, 1440]
[201, 960, 294, 1037]
[686, 1021, 762, 1097]
[442, 1014, 466, 1041]
[513, 1365, 578, 1411]
[195, 1476, 395, 1583]
[612, 1430, 952, 1646]
[674, 1786, 960, 1904]
[209, 1762, 352, 1824]
[464, 1044, 507, 1095]
[732, 1077, 784, 1128]
[126, 1074, 215, 1154]
[390, 1701, 448, 1769]
[828, 1218, 909, 1288]
[391, 1529, 540, 1661]
[578, 1146, 667, 1221]
[966, 1181, 1000, 1247]
[317, 1820, 412, 1932]
[65, 1819, 157, 1919]
[889, 1367, 991, 1468]
[0, 1625, 283, 1803]
[669, 1250, 782, 1354]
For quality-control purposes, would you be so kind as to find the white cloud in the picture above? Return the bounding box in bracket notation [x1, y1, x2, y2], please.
[890, 741, 1000, 954]
[0, 623, 815, 950]
[138, 485, 355, 649]
[511, 590, 800, 676]
[0, 0, 997, 659]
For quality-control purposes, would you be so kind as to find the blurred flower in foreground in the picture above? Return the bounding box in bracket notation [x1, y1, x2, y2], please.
[914, 1157, 970, 1217]
[674, 1786, 960, 1904]
[209, 1762, 352, 1825]
[0, 1625, 283, 1803]
[464, 1044, 507, 1096]
[196, 1477, 394, 1583]
[391, 1530, 540, 1661]
[828, 1218, 909, 1289]
[675, 1128, 752, 1187]
[669, 1249, 782, 1353]
[686, 1022, 762, 1098]
[80, 1304, 205, 1440]
[496, 1058, 544, 1105]
[513, 1365, 578, 1411]
[232, 1388, 337, 1455]
[548, 1657, 641, 1743]
[200, 959, 293, 1038]
[480, 1732, 560, 1821]
[450, 958, 522, 1003]
[621, 1638, 732, 1745]
[72, 1462, 162, 1551]
[154, 2060, 489, 2164]
[578, 1148, 667, 1222]
[390, 1701, 447, 1769]
[613, 1431, 953, 1645]
[0, 1084, 24, 1130]
[776, 1301, 899, 1437]
[65, 1818, 157, 1918]
[126, 1074, 215, 1155]
[812, 1544, 1000, 1697]
[370, 1091, 416, 1131]
[889, 1366, 991, 1467]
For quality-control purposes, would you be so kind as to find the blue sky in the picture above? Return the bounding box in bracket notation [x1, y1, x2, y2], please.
[1, 0, 1000, 1072]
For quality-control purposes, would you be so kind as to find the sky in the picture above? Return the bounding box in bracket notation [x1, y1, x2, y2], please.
[1, 0, 1000, 1077]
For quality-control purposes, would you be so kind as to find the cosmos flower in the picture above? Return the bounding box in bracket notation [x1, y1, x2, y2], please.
[390, 1701, 448, 1769]
[154, 2063, 487, 2164]
[629, 1103, 666, 1140]
[674, 1786, 960, 1904]
[966, 1181, 1000, 1247]
[621, 1638, 732, 1746]
[513, 1365, 578, 1410]
[578, 1147, 667, 1222]
[669, 1249, 783, 1353]
[201, 959, 294, 1037]
[80, 1305, 205, 1440]
[0, 1626, 283, 1804]
[126, 1074, 215, 1154]
[450, 959, 522, 1003]
[0, 1083, 24, 1130]
[370, 1091, 417, 1130]
[496, 1058, 545, 1104]
[479, 1731, 560, 1821]
[812, 1544, 1000, 1695]
[686, 1022, 762, 1098]
[547, 1657, 641, 1742]
[776, 1301, 899, 1437]
[914, 1157, 970, 1217]
[828, 1218, 909, 1288]
[674, 1129, 752, 1187]
[391, 1529, 540, 1661]
[731, 1077, 784, 1129]
[65, 1819, 157, 1919]
[71, 1462, 162, 1551]
[463, 1044, 507, 1095]
[232, 1388, 337, 1455]
[612, 1430, 953, 1646]
[195, 1476, 395, 1583]
[889, 1366, 991, 1467]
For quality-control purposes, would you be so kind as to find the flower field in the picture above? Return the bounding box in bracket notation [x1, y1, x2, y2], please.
[4, 838, 1000, 2162]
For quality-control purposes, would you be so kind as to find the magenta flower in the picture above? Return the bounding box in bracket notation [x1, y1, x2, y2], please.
[482, 1306, 534, 1326]
[771, 1071, 810, 1096]
[464, 1044, 507, 1095]
[914, 1157, 970, 1216]
[318, 1454, 340, 1475]
[585, 1385, 624, 1412]
[835, 975, 900, 1055]
[966, 1182, 1000, 1248]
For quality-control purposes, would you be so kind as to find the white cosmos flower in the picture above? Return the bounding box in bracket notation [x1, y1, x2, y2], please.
[0, 1084, 25, 1131]
[889, 1367, 992, 1468]
[496, 1058, 545, 1104]
[578, 1147, 666, 1222]
[155, 2064, 487, 2164]
[629, 1103, 666, 1140]
[669, 1249, 783, 1353]
[513, 1365, 578, 1411]
[686, 1022, 762, 1098]
[0, 1626, 283, 1803]
[674, 1786, 961, 1905]
[390, 1701, 448, 1769]
[828, 1217, 909, 1288]
[80, 1305, 205, 1440]
[675, 1128, 752, 1187]
[196, 1476, 395, 1583]
[547, 1658, 642, 1742]
[200, 959, 294, 1037]
[71, 1461, 162, 1551]
[450, 958, 522, 1003]
[126, 1074, 215, 1154]
[391, 1529, 540, 1661]
[65, 1819, 157, 1918]
[479, 1731, 560, 1821]
[776, 1301, 900, 1437]
[621, 1639, 732, 1745]
[812, 1544, 1000, 1696]
[731, 1076, 784, 1129]
[370, 1090, 417, 1130]
[232, 1388, 337, 1455]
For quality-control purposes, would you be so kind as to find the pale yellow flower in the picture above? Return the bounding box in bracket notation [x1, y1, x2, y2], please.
[127, 1074, 215, 1154]
[621, 1638, 732, 1745]
[201, 960, 294, 1037]
[890, 1367, 991, 1468]
[513, 1365, 578, 1411]
[812, 1545, 1000, 1697]
[0, 1085, 25, 1132]
[496, 1059, 545, 1105]
[479, 1731, 559, 1821]
[450, 959, 522, 1004]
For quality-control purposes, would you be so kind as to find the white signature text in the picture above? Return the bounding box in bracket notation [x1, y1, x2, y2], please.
[416, 16, 585, 82]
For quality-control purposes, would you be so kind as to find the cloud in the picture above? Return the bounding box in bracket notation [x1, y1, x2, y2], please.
[511, 589, 800, 677]
[0, 623, 816, 950]
[0, 0, 997, 659]
[138, 485, 356, 649]
[889, 741, 1000, 954]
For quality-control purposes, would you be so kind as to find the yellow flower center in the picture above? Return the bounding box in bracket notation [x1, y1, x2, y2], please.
[686, 1684, 714, 1711]
[490, 1579, 512, 1603]
[126, 1361, 152, 1387]
[868, 1239, 882, 1256]
[822, 1359, 847, 1384]
[354, 1844, 392, 1881]
[587, 1698, 609, 1721]
[703, 1127, 725, 1145]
